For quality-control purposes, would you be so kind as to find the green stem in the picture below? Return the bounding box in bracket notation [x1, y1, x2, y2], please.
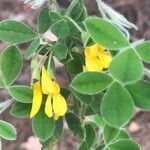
[31, 50, 51, 83]
[73, 96, 79, 115]
[64, 15, 84, 33]
[80, 104, 87, 121]
[47, 51, 53, 70]
[47, 51, 55, 79]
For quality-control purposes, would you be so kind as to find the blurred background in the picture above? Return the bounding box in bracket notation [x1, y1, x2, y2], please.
[0, 0, 150, 149]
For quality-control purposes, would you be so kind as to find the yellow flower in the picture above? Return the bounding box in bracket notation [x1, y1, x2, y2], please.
[30, 81, 42, 118]
[84, 58, 103, 72]
[30, 67, 67, 120]
[85, 44, 105, 59]
[98, 50, 112, 69]
[41, 66, 60, 95]
[83, 44, 112, 71]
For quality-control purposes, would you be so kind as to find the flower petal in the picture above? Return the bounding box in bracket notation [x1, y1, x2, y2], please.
[30, 81, 42, 118]
[97, 44, 106, 53]
[42, 66, 60, 94]
[51, 81, 60, 94]
[53, 94, 67, 116]
[85, 44, 105, 58]
[85, 44, 99, 58]
[41, 66, 53, 94]
[45, 94, 53, 118]
[99, 52, 112, 69]
[85, 58, 103, 71]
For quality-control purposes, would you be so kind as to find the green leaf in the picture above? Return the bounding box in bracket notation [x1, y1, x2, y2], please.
[38, 7, 51, 33]
[53, 118, 63, 139]
[0, 79, 5, 88]
[51, 19, 70, 38]
[84, 17, 129, 49]
[108, 139, 140, 150]
[103, 124, 120, 144]
[71, 72, 113, 95]
[44, 53, 56, 78]
[0, 20, 37, 43]
[66, 19, 80, 37]
[79, 141, 88, 150]
[101, 82, 134, 128]
[60, 88, 70, 99]
[116, 129, 130, 140]
[11, 102, 31, 118]
[76, 6, 88, 22]
[85, 123, 96, 148]
[126, 80, 150, 110]
[0, 46, 22, 86]
[66, 0, 84, 21]
[53, 43, 68, 61]
[38, 45, 50, 55]
[24, 38, 40, 60]
[92, 115, 106, 128]
[135, 40, 150, 63]
[91, 93, 103, 115]
[49, 11, 61, 23]
[65, 113, 84, 140]
[85, 106, 95, 116]
[80, 92, 103, 115]
[66, 53, 83, 74]
[102, 146, 110, 150]
[9, 85, 33, 103]
[95, 144, 105, 150]
[32, 106, 55, 141]
[73, 90, 93, 105]
[0, 120, 16, 140]
[109, 48, 144, 83]
[60, 52, 74, 64]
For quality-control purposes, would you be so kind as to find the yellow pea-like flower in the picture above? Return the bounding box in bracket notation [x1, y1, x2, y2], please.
[84, 44, 112, 71]
[44, 90, 67, 120]
[30, 81, 42, 118]
[30, 66, 67, 120]
[85, 44, 105, 59]
[52, 93, 67, 117]
[45, 94, 53, 118]
[41, 66, 60, 95]
[84, 57, 103, 71]
[98, 51, 112, 69]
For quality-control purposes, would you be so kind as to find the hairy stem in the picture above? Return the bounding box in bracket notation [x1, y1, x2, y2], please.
[48, 0, 58, 12]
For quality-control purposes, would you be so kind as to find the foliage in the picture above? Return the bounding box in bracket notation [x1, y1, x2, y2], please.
[0, 0, 150, 149]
